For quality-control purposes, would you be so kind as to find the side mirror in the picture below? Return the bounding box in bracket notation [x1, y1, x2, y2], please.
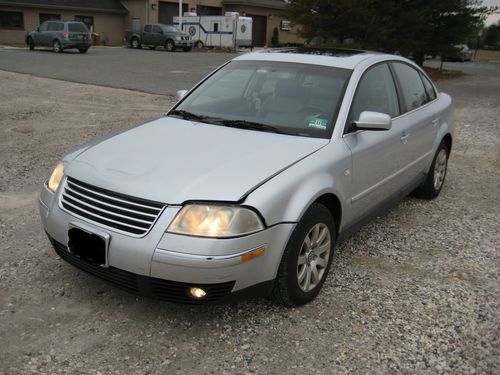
[352, 111, 392, 131]
[176, 90, 188, 101]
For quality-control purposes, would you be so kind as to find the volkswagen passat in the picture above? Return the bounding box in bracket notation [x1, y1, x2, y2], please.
[39, 49, 453, 306]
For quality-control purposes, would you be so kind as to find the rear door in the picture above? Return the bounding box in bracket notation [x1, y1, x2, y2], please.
[68, 22, 89, 44]
[342, 63, 403, 220]
[142, 24, 153, 44]
[390, 62, 440, 185]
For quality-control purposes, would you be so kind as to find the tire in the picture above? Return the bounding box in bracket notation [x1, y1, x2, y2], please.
[27, 37, 35, 50]
[165, 39, 175, 52]
[131, 38, 141, 49]
[148, 46, 156, 50]
[183, 47, 192, 52]
[194, 41, 203, 49]
[413, 141, 449, 199]
[272, 203, 335, 307]
[78, 47, 88, 54]
[52, 40, 62, 53]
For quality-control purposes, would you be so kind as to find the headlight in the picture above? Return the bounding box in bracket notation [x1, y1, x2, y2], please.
[167, 204, 265, 238]
[47, 162, 64, 192]
[175, 36, 181, 40]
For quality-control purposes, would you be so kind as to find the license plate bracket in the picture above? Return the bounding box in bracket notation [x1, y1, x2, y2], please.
[68, 225, 109, 267]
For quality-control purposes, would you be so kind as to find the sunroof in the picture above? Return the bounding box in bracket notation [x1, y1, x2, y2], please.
[264, 47, 366, 57]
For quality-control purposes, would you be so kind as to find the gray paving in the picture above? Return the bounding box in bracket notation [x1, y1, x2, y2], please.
[0, 46, 239, 95]
[424, 58, 500, 77]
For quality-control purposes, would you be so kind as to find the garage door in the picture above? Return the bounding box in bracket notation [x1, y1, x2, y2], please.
[159, 1, 187, 24]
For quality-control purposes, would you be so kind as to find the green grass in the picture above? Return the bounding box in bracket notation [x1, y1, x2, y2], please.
[473, 49, 500, 61]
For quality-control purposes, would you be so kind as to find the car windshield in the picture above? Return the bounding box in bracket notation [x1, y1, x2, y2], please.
[170, 61, 351, 138]
[162, 25, 180, 33]
[68, 23, 88, 32]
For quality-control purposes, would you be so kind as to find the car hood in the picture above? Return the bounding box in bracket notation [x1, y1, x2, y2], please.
[66, 117, 328, 204]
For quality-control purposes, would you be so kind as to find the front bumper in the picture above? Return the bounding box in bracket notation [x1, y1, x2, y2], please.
[174, 40, 193, 47]
[39, 182, 294, 303]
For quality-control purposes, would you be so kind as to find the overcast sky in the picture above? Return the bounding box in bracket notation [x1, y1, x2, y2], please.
[483, 0, 500, 25]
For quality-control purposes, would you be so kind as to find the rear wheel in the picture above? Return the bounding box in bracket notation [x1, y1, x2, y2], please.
[131, 38, 141, 49]
[194, 41, 204, 49]
[165, 39, 175, 52]
[272, 203, 335, 306]
[52, 40, 62, 53]
[27, 37, 35, 50]
[413, 141, 449, 199]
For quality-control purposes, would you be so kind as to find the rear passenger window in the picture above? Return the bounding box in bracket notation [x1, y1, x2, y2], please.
[348, 63, 400, 125]
[392, 63, 428, 112]
[153, 25, 162, 33]
[144, 25, 151, 32]
[420, 73, 437, 101]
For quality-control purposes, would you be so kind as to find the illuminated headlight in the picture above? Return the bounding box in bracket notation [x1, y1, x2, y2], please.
[47, 162, 64, 192]
[167, 204, 264, 238]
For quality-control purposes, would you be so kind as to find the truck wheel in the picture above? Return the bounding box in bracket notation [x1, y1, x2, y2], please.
[131, 38, 141, 49]
[53, 40, 62, 53]
[27, 37, 35, 50]
[194, 41, 204, 49]
[165, 39, 175, 52]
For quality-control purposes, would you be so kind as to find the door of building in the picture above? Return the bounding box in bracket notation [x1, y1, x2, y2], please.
[248, 14, 266, 47]
[159, 1, 187, 24]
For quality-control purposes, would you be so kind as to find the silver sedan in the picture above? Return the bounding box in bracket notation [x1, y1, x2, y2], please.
[39, 48, 453, 306]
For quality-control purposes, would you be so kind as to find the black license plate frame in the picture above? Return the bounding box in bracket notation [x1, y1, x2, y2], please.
[67, 224, 110, 267]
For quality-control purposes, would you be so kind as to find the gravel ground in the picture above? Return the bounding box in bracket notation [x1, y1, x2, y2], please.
[0, 70, 498, 374]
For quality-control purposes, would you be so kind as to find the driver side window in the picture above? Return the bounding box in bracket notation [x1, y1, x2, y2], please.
[348, 63, 400, 129]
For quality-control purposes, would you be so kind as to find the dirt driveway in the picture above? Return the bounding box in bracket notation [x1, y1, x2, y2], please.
[0, 70, 498, 374]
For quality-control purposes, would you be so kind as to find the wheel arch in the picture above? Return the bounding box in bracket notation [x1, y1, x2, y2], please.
[314, 193, 342, 237]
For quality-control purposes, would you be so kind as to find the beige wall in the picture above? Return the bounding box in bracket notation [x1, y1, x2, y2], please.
[0, 6, 125, 46]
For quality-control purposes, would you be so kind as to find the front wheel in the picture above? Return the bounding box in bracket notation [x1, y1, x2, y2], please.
[52, 40, 62, 53]
[272, 203, 335, 306]
[27, 37, 35, 50]
[194, 41, 204, 49]
[413, 141, 449, 199]
[78, 47, 88, 54]
[165, 39, 175, 52]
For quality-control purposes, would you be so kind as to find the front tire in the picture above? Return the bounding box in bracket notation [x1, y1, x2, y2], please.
[52, 40, 62, 53]
[27, 37, 35, 50]
[78, 47, 88, 54]
[272, 203, 335, 306]
[414, 141, 449, 199]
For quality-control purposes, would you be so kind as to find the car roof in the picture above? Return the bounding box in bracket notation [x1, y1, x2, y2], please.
[233, 48, 396, 70]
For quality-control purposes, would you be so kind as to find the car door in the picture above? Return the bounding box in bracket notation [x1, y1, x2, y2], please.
[390, 62, 440, 186]
[342, 63, 404, 221]
[36, 21, 52, 45]
[142, 24, 153, 44]
[151, 25, 163, 45]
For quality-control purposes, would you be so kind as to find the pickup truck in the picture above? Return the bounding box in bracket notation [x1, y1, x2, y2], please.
[126, 23, 193, 52]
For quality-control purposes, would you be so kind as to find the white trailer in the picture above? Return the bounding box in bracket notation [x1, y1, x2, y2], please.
[173, 13, 252, 49]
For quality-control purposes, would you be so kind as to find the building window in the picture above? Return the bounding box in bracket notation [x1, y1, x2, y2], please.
[0, 11, 24, 30]
[74, 15, 94, 31]
[40, 14, 61, 24]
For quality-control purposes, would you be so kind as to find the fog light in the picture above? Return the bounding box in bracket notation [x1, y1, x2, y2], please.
[189, 287, 207, 299]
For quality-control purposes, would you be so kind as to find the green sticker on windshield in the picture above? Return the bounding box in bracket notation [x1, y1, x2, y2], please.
[308, 118, 328, 130]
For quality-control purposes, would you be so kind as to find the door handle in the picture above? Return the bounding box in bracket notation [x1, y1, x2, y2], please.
[400, 133, 410, 144]
[431, 118, 439, 127]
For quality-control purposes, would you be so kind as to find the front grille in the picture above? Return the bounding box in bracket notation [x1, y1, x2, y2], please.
[60, 177, 165, 236]
[182, 36, 190, 40]
[49, 237, 235, 304]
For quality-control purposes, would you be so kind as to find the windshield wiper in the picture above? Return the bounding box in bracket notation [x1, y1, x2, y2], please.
[168, 109, 208, 122]
[216, 119, 287, 134]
